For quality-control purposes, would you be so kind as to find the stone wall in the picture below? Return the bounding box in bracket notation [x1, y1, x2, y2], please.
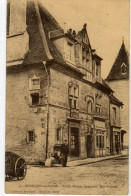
[108, 79, 129, 146]
[6, 65, 48, 163]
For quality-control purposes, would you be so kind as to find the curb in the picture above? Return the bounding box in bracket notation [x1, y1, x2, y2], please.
[67, 154, 128, 167]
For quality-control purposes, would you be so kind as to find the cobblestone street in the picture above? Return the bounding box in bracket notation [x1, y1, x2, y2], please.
[5, 156, 128, 195]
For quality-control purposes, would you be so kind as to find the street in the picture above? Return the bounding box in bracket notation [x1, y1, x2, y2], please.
[5, 156, 128, 195]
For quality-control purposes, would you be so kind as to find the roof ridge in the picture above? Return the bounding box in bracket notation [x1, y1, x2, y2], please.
[34, 0, 53, 60]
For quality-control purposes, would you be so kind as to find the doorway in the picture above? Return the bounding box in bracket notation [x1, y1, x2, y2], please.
[115, 135, 120, 154]
[70, 128, 79, 156]
[86, 135, 93, 158]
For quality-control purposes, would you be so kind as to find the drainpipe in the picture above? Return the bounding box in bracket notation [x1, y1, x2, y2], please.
[109, 95, 111, 154]
[43, 61, 50, 159]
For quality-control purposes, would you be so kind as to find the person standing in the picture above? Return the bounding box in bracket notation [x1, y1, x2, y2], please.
[61, 140, 69, 167]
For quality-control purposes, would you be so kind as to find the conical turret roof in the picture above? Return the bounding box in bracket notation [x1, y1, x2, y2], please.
[106, 42, 129, 81]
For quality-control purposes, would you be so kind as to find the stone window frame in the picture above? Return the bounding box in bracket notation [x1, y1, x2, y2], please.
[29, 92, 40, 106]
[86, 96, 94, 114]
[29, 74, 40, 91]
[27, 130, 35, 142]
[68, 82, 79, 109]
[112, 107, 117, 124]
[96, 132, 105, 148]
[56, 127, 63, 142]
[82, 46, 90, 69]
[95, 93, 102, 116]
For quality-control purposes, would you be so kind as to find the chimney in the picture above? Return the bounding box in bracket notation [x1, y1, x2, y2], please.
[69, 28, 72, 34]
[72, 30, 76, 38]
[9, 0, 27, 36]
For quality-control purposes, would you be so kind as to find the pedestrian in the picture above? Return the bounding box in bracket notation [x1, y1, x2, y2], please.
[60, 140, 69, 167]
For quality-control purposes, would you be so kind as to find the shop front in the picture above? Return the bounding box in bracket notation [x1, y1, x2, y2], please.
[110, 127, 121, 154]
[94, 119, 106, 157]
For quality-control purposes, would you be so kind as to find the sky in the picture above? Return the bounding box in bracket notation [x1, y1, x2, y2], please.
[40, 0, 129, 79]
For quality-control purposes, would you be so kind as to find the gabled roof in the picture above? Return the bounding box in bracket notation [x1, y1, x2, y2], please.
[7, 0, 84, 76]
[23, 0, 65, 65]
[106, 42, 129, 81]
[94, 79, 113, 94]
[75, 24, 91, 48]
[109, 94, 123, 106]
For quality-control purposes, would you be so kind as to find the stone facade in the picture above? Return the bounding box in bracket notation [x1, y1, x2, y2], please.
[109, 95, 123, 154]
[6, 0, 115, 163]
[108, 80, 129, 147]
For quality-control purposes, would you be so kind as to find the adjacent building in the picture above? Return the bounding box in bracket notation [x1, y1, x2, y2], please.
[6, 0, 122, 163]
[109, 94, 123, 154]
[106, 42, 129, 149]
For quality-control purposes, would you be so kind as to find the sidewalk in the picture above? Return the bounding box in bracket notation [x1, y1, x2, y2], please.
[67, 150, 128, 167]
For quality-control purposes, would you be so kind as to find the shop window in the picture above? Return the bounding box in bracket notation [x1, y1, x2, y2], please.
[96, 135, 104, 148]
[71, 135, 75, 149]
[96, 135, 99, 147]
[27, 131, 35, 142]
[30, 93, 39, 106]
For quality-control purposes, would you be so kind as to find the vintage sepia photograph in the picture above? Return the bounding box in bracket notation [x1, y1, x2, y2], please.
[5, 0, 129, 195]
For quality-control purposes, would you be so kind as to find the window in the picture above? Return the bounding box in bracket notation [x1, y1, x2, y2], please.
[96, 61, 101, 77]
[121, 63, 127, 74]
[71, 135, 75, 149]
[95, 105, 101, 116]
[29, 75, 40, 90]
[96, 135, 99, 147]
[74, 99, 77, 109]
[82, 47, 90, 68]
[56, 128, 61, 141]
[96, 135, 104, 148]
[30, 93, 39, 105]
[28, 131, 35, 142]
[87, 101, 93, 113]
[66, 42, 74, 62]
[68, 83, 79, 109]
[113, 107, 116, 123]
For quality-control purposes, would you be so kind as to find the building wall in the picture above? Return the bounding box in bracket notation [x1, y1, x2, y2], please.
[6, 65, 48, 163]
[47, 67, 110, 158]
[110, 103, 121, 154]
[108, 79, 129, 146]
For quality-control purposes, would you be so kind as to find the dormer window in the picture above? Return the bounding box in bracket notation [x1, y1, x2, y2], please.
[65, 41, 74, 62]
[96, 61, 101, 76]
[121, 63, 127, 74]
[82, 47, 89, 68]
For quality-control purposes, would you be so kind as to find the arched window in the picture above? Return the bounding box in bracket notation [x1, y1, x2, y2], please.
[87, 101, 93, 113]
[86, 96, 94, 114]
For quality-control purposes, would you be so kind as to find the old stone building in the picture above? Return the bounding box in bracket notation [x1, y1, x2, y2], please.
[6, 0, 115, 163]
[109, 94, 123, 154]
[106, 42, 129, 149]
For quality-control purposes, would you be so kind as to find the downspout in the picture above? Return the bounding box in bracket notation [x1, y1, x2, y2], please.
[109, 95, 111, 154]
[43, 61, 50, 159]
